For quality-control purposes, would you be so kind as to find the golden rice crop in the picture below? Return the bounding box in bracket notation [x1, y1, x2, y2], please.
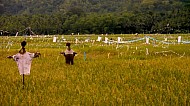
[0, 34, 190, 105]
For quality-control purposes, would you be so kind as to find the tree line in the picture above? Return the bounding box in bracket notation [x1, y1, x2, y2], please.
[0, 0, 190, 35]
[1, 10, 189, 35]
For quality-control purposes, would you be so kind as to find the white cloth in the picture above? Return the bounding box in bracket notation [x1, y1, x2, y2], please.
[13, 52, 35, 75]
[64, 49, 74, 54]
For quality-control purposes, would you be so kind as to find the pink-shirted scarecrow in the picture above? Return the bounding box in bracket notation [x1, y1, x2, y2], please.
[7, 41, 40, 88]
[7, 41, 40, 75]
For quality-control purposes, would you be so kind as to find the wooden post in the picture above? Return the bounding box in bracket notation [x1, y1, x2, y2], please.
[23, 74, 24, 89]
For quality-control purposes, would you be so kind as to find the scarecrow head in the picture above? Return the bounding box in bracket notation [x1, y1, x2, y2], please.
[66, 42, 71, 47]
[21, 41, 27, 48]
[19, 41, 27, 54]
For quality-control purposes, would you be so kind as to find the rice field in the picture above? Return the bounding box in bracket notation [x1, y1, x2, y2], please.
[0, 34, 190, 105]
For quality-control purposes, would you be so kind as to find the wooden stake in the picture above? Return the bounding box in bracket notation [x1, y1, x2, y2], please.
[23, 74, 24, 89]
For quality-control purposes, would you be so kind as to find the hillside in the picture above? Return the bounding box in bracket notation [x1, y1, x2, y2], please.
[0, 0, 188, 15]
[0, 0, 189, 35]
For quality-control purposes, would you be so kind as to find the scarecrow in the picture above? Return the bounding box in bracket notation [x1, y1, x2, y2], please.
[60, 43, 77, 65]
[7, 41, 40, 75]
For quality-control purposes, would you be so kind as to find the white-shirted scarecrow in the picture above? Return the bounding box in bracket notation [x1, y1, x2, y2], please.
[7, 41, 40, 75]
[60, 43, 77, 65]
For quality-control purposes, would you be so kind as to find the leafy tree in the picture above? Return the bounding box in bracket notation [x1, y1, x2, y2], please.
[0, 0, 189, 34]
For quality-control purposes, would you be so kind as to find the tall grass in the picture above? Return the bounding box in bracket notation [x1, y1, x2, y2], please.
[0, 35, 190, 105]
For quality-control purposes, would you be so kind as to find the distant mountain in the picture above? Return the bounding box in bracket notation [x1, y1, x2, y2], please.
[0, 0, 187, 15]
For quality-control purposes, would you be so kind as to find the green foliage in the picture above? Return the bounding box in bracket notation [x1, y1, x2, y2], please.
[0, 0, 189, 34]
[1, 0, 187, 15]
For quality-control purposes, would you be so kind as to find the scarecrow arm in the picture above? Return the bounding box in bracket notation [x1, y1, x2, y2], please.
[7, 55, 13, 59]
[73, 52, 77, 56]
[60, 52, 66, 56]
[34, 52, 41, 58]
[7, 55, 17, 61]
